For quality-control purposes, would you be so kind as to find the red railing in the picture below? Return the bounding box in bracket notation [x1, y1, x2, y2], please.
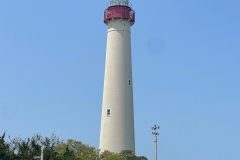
[104, 5, 135, 25]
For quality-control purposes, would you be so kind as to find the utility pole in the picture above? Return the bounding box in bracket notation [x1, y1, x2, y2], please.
[41, 146, 44, 160]
[152, 124, 160, 160]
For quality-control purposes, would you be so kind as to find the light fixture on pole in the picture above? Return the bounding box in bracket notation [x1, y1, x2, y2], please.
[152, 124, 160, 160]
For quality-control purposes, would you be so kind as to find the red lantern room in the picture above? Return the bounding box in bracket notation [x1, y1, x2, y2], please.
[104, 0, 135, 25]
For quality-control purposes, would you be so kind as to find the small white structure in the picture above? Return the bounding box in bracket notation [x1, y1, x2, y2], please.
[41, 146, 44, 160]
[99, 0, 136, 153]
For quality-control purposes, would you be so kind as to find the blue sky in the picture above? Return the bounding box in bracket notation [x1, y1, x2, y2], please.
[0, 0, 239, 159]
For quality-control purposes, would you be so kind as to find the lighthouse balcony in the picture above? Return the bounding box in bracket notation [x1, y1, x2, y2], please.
[104, 5, 135, 25]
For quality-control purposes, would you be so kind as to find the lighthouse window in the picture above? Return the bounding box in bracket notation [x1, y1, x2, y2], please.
[107, 109, 111, 116]
[128, 80, 131, 86]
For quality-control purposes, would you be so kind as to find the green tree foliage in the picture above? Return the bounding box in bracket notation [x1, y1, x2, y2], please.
[100, 151, 121, 160]
[0, 133, 148, 160]
[41, 135, 62, 160]
[0, 132, 14, 160]
[54, 139, 97, 160]
[99, 150, 147, 160]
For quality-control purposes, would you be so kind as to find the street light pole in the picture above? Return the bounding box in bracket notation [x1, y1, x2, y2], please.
[41, 146, 45, 160]
[152, 124, 160, 160]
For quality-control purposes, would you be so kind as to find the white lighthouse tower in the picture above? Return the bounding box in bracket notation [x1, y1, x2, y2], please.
[99, 0, 136, 153]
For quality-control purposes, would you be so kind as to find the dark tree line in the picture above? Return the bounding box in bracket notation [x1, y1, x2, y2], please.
[0, 133, 147, 160]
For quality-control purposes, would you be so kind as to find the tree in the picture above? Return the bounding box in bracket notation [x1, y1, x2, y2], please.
[136, 156, 148, 160]
[0, 133, 148, 160]
[9, 134, 61, 160]
[0, 132, 13, 160]
[99, 150, 148, 160]
[99, 151, 122, 160]
[10, 136, 41, 160]
[120, 150, 136, 160]
[63, 147, 76, 160]
[41, 135, 61, 160]
[54, 139, 97, 160]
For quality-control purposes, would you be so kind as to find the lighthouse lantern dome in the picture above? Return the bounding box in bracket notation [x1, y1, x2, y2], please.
[109, 0, 130, 6]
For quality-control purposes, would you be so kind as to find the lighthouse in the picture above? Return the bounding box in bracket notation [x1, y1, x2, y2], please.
[99, 0, 136, 153]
